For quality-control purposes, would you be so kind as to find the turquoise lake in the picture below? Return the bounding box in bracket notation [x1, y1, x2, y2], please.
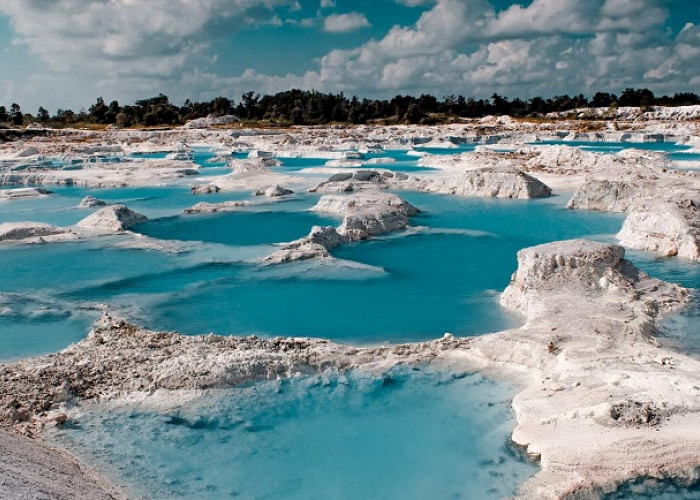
[2, 146, 699, 499]
[47, 367, 537, 500]
[0, 183, 645, 360]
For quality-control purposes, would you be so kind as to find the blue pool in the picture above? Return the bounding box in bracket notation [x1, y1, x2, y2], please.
[0, 187, 626, 359]
[47, 367, 536, 500]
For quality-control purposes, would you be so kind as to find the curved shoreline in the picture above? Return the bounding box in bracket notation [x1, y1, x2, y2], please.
[2, 239, 699, 499]
[2, 121, 700, 498]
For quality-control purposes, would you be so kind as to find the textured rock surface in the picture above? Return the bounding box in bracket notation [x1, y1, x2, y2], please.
[253, 185, 294, 197]
[190, 184, 220, 194]
[309, 167, 550, 199]
[618, 199, 700, 260]
[211, 159, 298, 192]
[0, 187, 53, 199]
[183, 200, 253, 214]
[0, 428, 125, 500]
[2, 240, 699, 500]
[566, 179, 695, 212]
[312, 191, 419, 218]
[567, 179, 658, 212]
[264, 192, 419, 264]
[264, 226, 345, 264]
[502, 239, 656, 315]
[423, 166, 552, 199]
[77, 205, 148, 232]
[0, 222, 68, 242]
[309, 170, 408, 193]
[78, 196, 107, 208]
[0, 315, 465, 434]
[484, 240, 699, 499]
[315, 192, 419, 241]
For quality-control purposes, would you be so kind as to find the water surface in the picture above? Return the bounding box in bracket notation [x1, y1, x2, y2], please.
[48, 368, 537, 500]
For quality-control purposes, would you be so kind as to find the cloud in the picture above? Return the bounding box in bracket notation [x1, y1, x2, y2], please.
[308, 0, 699, 98]
[394, 0, 436, 5]
[0, 0, 295, 79]
[323, 12, 371, 33]
[2, 0, 699, 111]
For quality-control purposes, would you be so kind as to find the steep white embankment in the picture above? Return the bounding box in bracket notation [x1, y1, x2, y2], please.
[459, 240, 700, 498]
[568, 178, 700, 261]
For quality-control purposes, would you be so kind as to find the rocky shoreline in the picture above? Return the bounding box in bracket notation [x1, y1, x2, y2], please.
[2, 239, 699, 499]
[1, 117, 700, 498]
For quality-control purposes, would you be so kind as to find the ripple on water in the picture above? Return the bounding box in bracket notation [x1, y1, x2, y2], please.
[47, 367, 538, 500]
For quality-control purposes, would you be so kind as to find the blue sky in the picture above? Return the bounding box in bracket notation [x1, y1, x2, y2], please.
[1, 0, 700, 113]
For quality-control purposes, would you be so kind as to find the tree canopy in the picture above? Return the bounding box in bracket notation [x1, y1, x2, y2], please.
[1, 88, 699, 128]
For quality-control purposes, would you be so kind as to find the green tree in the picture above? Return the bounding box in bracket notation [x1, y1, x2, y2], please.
[37, 106, 50, 122]
[10, 103, 23, 125]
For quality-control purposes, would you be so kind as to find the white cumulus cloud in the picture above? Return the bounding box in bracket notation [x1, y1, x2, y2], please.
[2, 0, 700, 110]
[323, 12, 371, 33]
[0, 0, 295, 78]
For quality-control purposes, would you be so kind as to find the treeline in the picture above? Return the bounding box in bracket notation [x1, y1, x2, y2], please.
[1, 88, 699, 128]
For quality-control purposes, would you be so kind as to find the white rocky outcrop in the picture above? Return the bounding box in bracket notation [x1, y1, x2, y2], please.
[365, 157, 396, 165]
[78, 196, 107, 208]
[252, 185, 294, 198]
[314, 192, 419, 240]
[183, 114, 239, 129]
[190, 184, 220, 194]
[502, 240, 638, 316]
[264, 226, 345, 264]
[77, 205, 148, 232]
[325, 159, 363, 168]
[566, 179, 700, 261]
[165, 151, 194, 161]
[483, 240, 698, 499]
[183, 200, 253, 214]
[309, 170, 409, 193]
[0, 158, 201, 188]
[0, 222, 69, 242]
[264, 192, 419, 264]
[566, 178, 700, 212]
[212, 159, 297, 192]
[0, 188, 53, 199]
[15, 147, 40, 158]
[309, 167, 551, 199]
[420, 166, 552, 199]
[274, 151, 364, 160]
[617, 199, 700, 261]
[567, 179, 658, 212]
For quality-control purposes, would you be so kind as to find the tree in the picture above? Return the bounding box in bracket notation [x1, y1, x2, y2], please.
[37, 106, 50, 122]
[591, 92, 616, 108]
[10, 103, 22, 126]
[0, 106, 8, 123]
[405, 102, 423, 124]
[115, 112, 130, 128]
[241, 91, 260, 120]
[54, 108, 76, 125]
[618, 88, 655, 108]
[89, 97, 109, 123]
